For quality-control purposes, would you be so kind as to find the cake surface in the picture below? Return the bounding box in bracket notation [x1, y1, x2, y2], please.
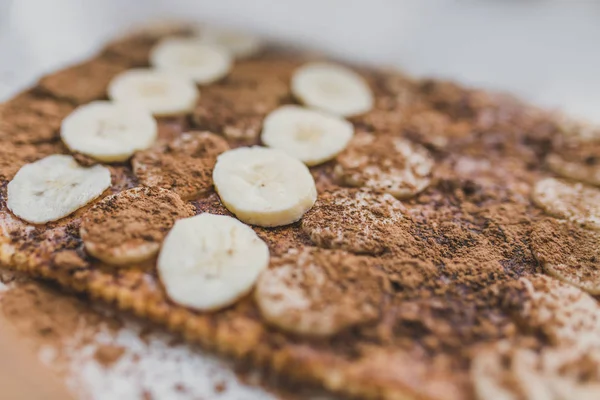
[2, 26, 600, 400]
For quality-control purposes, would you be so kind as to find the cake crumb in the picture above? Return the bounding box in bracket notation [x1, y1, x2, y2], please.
[214, 381, 227, 393]
[94, 344, 125, 367]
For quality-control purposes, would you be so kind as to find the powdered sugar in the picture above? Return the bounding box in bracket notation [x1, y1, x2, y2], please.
[57, 318, 273, 400]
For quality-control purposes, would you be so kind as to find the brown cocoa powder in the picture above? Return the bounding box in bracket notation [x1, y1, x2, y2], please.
[0, 92, 75, 144]
[0, 142, 66, 181]
[80, 187, 195, 263]
[301, 188, 406, 255]
[531, 218, 600, 294]
[132, 132, 229, 201]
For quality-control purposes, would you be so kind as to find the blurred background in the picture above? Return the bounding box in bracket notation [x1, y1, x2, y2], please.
[1, 0, 599, 121]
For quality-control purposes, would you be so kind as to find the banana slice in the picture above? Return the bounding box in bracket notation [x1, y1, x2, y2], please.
[531, 218, 600, 295]
[199, 26, 263, 59]
[521, 275, 600, 348]
[301, 188, 405, 255]
[557, 115, 600, 143]
[470, 341, 527, 400]
[108, 69, 199, 116]
[547, 117, 600, 186]
[291, 62, 374, 117]
[132, 131, 230, 201]
[261, 105, 354, 166]
[157, 213, 269, 311]
[547, 153, 600, 187]
[212, 147, 317, 227]
[150, 37, 232, 85]
[532, 178, 600, 230]
[334, 133, 434, 199]
[60, 101, 157, 162]
[472, 342, 600, 400]
[7, 155, 111, 224]
[255, 248, 381, 336]
[472, 275, 600, 400]
[80, 187, 195, 265]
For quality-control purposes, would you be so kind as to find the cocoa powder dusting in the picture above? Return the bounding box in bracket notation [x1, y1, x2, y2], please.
[94, 344, 126, 367]
[0, 91, 75, 144]
[80, 187, 195, 263]
[334, 132, 434, 198]
[301, 188, 406, 255]
[0, 142, 65, 181]
[256, 248, 385, 336]
[531, 218, 600, 294]
[132, 132, 229, 201]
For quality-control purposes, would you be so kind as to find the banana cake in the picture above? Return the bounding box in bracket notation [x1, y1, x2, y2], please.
[2, 23, 600, 400]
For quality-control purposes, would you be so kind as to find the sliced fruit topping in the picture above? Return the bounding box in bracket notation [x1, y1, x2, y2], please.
[547, 152, 600, 187]
[108, 69, 199, 116]
[334, 133, 434, 199]
[532, 178, 600, 230]
[198, 26, 263, 59]
[291, 62, 374, 117]
[531, 218, 600, 295]
[7, 155, 111, 224]
[301, 188, 405, 255]
[557, 115, 600, 143]
[61, 101, 157, 162]
[192, 83, 287, 143]
[472, 341, 600, 400]
[261, 105, 354, 166]
[518, 275, 600, 347]
[81, 187, 195, 265]
[132, 131, 229, 201]
[471, 275, 600, 400]
[213, 146, 317, 227]
[158, 213, 269, 311]
[255, 248, 382, 336]
[150, 37, 232, 84]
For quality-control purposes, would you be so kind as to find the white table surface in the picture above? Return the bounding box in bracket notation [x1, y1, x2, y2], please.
[1, 0, 599, 121]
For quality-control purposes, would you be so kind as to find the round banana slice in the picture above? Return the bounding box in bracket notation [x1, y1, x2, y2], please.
[532, 177, 600, 230]
[7, 155, 111, 224]
[472, 342, 600, 400]
[157, 213, 269, 311]
[523, 275, 600, 348]
[199, 26, 263, 59]
[472, 275, 600, 400]
[470, 341, 526, 400]
[61, 101, 157, 162]
[150, 37, 232, 84]
[108, 69, 199, 116]
[132, 131, 230, 201]
[255, 248, 381, 336]
[213, 147, 317, 227]
[531, 218, 600, 295]
[81, 187, 195, 265]
[291, 62, 374, 117]
[334, 133, 434, 199]
[301, 188, 405, 255]
[557, 115, 600, 143]
[547, 153, 600, 187]
[261, 105, 354, 166]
